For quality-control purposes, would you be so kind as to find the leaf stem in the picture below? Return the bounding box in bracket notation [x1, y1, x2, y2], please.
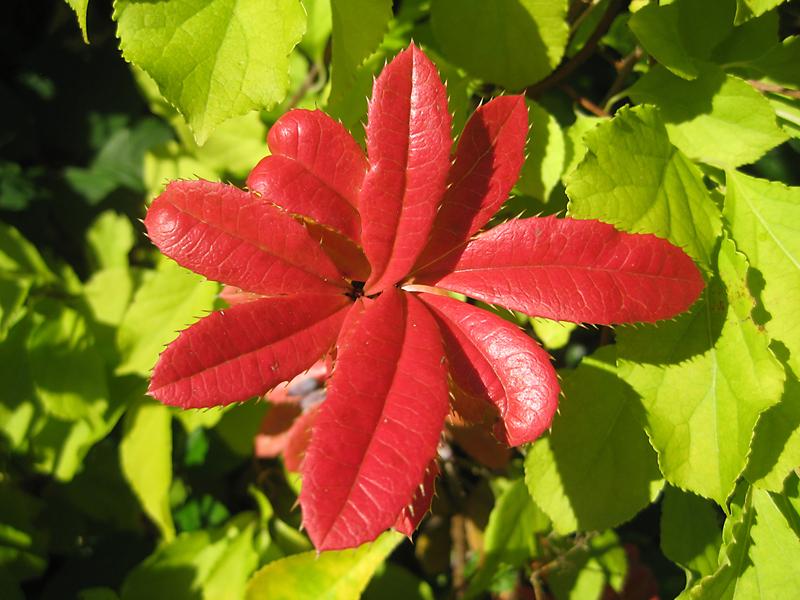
[747, 79, 800, 100]
[526, 0, 624, 99]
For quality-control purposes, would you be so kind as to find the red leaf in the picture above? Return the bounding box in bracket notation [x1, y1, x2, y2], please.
[394, 460, 439, 537]
[421, 216, 705, 325]
[300, 288, 449, 550]
[421, 294, 558, 447]
[149, 294, 350, 408]
[447, 417, 511, 470]
[284, 404, 321, 472]
[145, 180, 346, 296]
[303, 220, 371, 281]
[414, 96, 528, 271]
[360, 44, 452, 294]
[254, 403, 303, 458]
[219, 285, 260, 306]
[247, 109, 366, 242]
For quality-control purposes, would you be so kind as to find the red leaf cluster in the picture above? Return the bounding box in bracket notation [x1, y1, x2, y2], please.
[144, 44, 703, 550]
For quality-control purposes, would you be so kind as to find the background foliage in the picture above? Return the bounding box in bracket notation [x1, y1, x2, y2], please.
[1, 0, 799, 598]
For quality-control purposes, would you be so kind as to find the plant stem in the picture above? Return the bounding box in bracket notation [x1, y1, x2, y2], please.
[526, 0, 624, 99]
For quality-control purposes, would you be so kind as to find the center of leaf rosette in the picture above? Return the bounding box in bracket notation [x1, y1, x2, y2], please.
[346, 280, 366, 300]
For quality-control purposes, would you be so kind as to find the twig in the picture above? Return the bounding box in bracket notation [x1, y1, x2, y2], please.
[747, 79, 800, 100]
[560, 83, 610, 117]
[526, 0, 624, 99]
[570, 0, 603, 34]
[603, 46, 643, 111]
[286, 62, 322, 110]
[530, 532, 597, 596]
[451, 514, 467, 597]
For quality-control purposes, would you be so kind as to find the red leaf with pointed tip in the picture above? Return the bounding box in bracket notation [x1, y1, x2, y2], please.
[394, 460, 439, 537]
[303, 220, 371, 281]
[421, 294, 558, 447]
[149, 294, 350, 408]
[421, 217, 705, 325]
[360, 45, 452, 293]
[414, 96, 528, 272]
[145, 180, 346, 296]
[300, 288, 449, 550]
[284, 404, 321, 472]
[247, 109, 366, 242]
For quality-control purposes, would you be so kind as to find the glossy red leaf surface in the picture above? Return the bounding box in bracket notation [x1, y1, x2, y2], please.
[414, 96, 529, 271]
[247, 109, 365, 242]
[149, 294, 350, 408]
[422, 216, 704, 325]
[145, 180, 346, 295]
[300, 288, 449, 550]
[421, 294, 558, 447]
[394, 460, 439, 537]
[360, 44, 452, 293]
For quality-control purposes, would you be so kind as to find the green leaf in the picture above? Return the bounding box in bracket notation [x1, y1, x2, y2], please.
[0, 318, 36, 450]
[82, 268, 136, 365]
[0, 275, 31, 341]
[65, 0, 90, 43]
[192, 112, 268, 179]
[745, 36, 800, 88]
[530, 318, 575, 350]
[120, 398, 175, 541]
[328, 0, 392, 114]
[526, 348, 663, 534]
[299, 0, 332, 63]
[431, 0, 569, 90]
[617, 238, 784, 505]
[547, 530, 628, 600]
[0, 483, 47, 582]
[121, 513, 258, 599]
[566, 105, 721, 266]
[661, 486, 722, 587]
[213, 402, 268, 457]
[517, 101, 565, 202]
[28, 374, 132, 482]
[682, 482, 800, 598]
[246, 531, 402, 600]
[364, 563, 434, 600]
[628, 0, 735, 80]
[561, 112, 601, 179]
[710, 9, 779, 67]
[144, 142, 220, 199]
[724, 171, 800, 374]
[27, 300, 108, 422]
[629, 64, 788, 168]
[468, 478, 549, 597]
[0, 223, 53, 282]
[745, 371, 800, 491]
[116, 259, 218, 376]
[86, 211, 135, 271]
[64, 118, 173, 204]
[735, 0, 786, 24]
[113, 0, 306, 144]
[0, 162, 39, 211]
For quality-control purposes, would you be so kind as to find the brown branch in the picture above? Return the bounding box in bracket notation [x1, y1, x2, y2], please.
[560, 83, 609, 117]
[286, 62, 322, 110]
[603, 46, 643, 111]
[526, 0, 625, 99]
[747, 79, 800, 100]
